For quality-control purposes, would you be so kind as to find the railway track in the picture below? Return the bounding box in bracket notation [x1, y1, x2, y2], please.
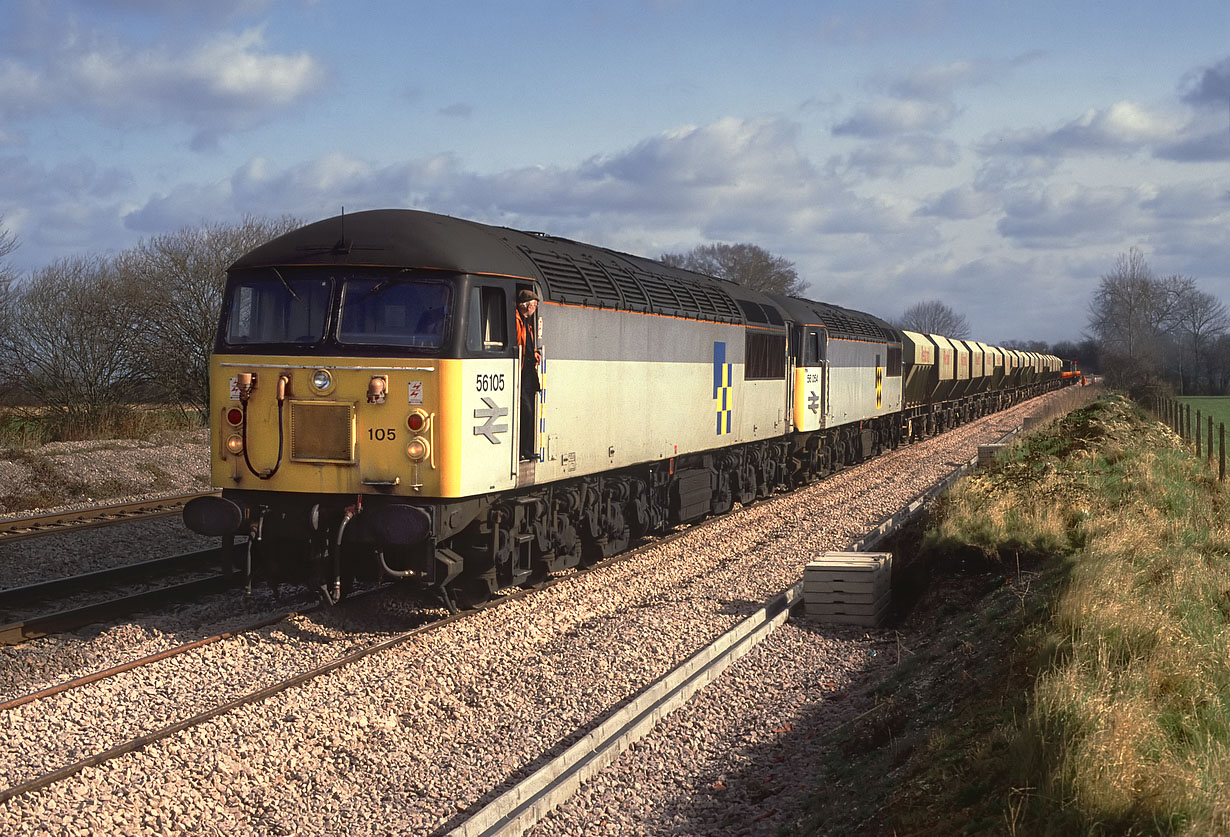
[0, 491, 217, 543]
[0, 435, 970, 810]
[0, 390, 1097, 828]
[0, 547, 235, 644]
[0, 516, 711, 806]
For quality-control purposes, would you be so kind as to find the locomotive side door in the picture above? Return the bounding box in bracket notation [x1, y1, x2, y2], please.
[446, 282, 519, 495]
[793, 326, 825, 433]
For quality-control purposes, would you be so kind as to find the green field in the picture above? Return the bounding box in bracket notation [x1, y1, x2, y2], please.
[1177, 396, 1230, 434]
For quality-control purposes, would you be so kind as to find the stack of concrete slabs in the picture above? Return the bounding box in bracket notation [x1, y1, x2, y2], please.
[804, 552, 892, 627]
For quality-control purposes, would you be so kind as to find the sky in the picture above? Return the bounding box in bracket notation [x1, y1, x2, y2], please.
[2, 0, 1228, 345]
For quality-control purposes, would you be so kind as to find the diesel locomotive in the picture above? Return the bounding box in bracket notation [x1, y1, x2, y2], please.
[184, 209, 1062, 609]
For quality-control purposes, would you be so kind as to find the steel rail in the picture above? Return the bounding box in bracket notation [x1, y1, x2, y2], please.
[0, 548, 223, 610]
[0, 519, 706, 804]
[0, 573, 240, 645]
[0, 607, 319, 713]
[0, 491, 217, 542]
[0, 599, 467, 805]
[445, 394, 1082, 836]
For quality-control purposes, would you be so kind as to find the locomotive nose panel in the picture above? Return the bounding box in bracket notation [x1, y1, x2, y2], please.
[290, 401, 356, 462]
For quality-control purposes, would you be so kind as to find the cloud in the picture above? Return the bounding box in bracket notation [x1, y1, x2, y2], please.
[982, 101, 1178, 159]
[438, 102, 473, 119]
[915, 186, 996, 220]
[1154, 125, 1230, 162]
[832, 56, 1037, 142]
[996, 183, 1142, 248]
[1180, 56, 1230, 108]
[0, 155, 132, 201]
[833, 99, 958, 137]
[71, 0, 276, 14]
[0, 13, 325, 147]
[122, 116, 929, 256]
[843, 135, 961, 177]
[1140, 181, 1230, 221]
[886, 56, 1033, 100]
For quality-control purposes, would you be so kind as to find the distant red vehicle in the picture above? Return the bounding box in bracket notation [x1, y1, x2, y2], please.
[1061, 359, 1084, 386]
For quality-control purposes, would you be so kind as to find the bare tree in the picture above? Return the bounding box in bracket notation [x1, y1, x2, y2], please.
[659, 243, 805, 296]
[0, 218, 21, 399]
[0, 255, 147, 420]
[1168, 276, 1228, 393]
[0, 216, 17, 280]
[896, 300, 970, 337]
[1086, 248, 1230, 392]
[1087, 248, 1169, 364]
[118, 215, 301, 419]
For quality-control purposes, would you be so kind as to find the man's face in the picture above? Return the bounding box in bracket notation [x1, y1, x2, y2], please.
[519, 299, 537, 316]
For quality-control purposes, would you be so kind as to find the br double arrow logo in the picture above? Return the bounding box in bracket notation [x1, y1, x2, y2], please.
[473, 397, 509, 444]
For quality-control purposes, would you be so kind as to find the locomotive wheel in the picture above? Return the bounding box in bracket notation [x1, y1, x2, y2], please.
[521, 562, 550, 589]
[735, 464, 757, 505]
[448, 573, 495, 610]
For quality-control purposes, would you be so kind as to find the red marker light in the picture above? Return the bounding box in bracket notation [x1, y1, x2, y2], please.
[407, 412, 426, 432]
[226, 408, 243, 426]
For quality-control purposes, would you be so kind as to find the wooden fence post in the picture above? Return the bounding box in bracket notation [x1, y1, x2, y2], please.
[1209, 417, 1214, 465]
[1197, 409, 1202, 456]
[1220, 423, 1226, 481]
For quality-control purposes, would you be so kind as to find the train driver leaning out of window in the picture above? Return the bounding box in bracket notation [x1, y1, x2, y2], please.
[516, 288, 542, 461]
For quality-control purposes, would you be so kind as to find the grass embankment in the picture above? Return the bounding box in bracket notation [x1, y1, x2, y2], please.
[803, 394, 1230, 835]
[0, 405, 200, 446]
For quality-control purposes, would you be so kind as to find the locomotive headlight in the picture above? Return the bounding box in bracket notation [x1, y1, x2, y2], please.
[311, 369, 333, 393]
[406, 437, 430, 462]
[406, 409, 430, 433]
[225, 434, 244, 455]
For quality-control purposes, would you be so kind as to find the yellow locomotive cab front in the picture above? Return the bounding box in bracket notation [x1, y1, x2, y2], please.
[183, 249, 529, 603]
[211, 355, 446, 497]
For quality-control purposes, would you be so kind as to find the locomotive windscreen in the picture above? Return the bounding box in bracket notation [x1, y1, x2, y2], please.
[223, 274, 331, 346]
[338, 276, 452, 350]
[219, 268, 455, 352]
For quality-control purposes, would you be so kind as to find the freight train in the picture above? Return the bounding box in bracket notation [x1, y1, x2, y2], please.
[184, 210, 1063, 609]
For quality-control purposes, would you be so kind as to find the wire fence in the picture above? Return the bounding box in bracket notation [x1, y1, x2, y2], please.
[1147, 397, 1227, 481]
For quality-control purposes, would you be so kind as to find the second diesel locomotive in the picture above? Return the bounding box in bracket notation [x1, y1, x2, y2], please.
[184, 210, 1062, 608]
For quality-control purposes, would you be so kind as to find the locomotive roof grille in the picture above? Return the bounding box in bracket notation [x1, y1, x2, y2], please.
[630, 268, 686, 316]
[513, 239, 755, 324]
[811, 302, 892, 342]
[692, 283, 743, 322]
[587, 258, 651, 311]
[226, 210, 828, 331]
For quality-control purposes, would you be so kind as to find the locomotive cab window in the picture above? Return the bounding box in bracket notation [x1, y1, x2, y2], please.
[466, 286, 508, 353]
[223, 275, 331, 346]
[338, 275, 452, 350]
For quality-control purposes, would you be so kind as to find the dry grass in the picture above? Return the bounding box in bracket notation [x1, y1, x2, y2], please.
[1031, 429, 1230, 833]
[0, 404, 201, 446]
[802, 394, 1230, 835]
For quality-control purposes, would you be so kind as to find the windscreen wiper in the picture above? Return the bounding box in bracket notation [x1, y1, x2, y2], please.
[271, 267, 301, 302]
